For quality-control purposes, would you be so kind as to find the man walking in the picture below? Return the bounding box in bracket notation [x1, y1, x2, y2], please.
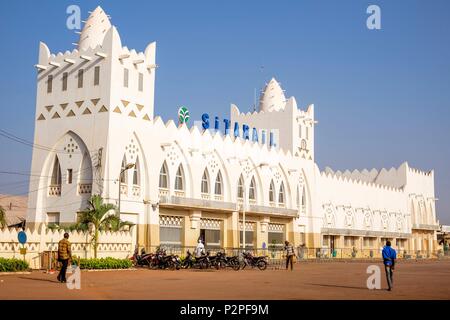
[57, 232, 72, 283]
[284, 240, 296, 271]
[382, 240, 397, 291]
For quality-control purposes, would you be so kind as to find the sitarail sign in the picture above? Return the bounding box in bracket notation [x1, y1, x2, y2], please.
[201, 113, 275, 147]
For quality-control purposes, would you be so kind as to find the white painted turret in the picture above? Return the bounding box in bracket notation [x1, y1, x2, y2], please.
[78, 6, 112, 50]
[259, 78, 286, 112]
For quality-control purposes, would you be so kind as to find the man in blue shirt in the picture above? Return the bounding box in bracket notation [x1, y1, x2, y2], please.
[382, 240, 397, 291]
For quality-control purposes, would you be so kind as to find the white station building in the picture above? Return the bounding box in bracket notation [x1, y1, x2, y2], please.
[26, 7, 440, 255]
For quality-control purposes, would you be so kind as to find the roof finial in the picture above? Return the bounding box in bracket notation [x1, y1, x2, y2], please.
[77, 6, 112, 50]
[258, 77, 286, 112]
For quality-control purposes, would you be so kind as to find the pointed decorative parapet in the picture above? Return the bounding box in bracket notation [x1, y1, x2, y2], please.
[37, 223, 48, 269]
[38, 41, 50, 66]
[131, 224, 138, 254]
[144, 41, 156, 64]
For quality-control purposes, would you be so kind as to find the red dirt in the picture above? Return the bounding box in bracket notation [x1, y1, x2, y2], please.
[0, 260, 449, 300]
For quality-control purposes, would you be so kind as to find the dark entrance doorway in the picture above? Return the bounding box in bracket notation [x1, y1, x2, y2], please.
[330, 235, 336, 253]
[199, 228, 221, 248]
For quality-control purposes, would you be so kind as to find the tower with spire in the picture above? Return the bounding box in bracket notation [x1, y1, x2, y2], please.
[27, 6, 157, 228]
[231, 77, 315, 160]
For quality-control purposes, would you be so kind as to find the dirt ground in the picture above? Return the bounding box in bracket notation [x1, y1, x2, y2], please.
[1, 259, 449, 300]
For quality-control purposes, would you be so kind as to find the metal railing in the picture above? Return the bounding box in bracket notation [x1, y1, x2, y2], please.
[294, 248, 444, 260]
[140, 245, 290, 269]
[137, 245, 445, 266]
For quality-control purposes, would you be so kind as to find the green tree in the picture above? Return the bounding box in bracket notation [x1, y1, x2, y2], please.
[76, 194, 133, 258]
[107, 218, 135, 232]
[0, 205, 7, 228]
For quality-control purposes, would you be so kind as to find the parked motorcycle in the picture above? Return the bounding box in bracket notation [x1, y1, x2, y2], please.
[208, 251, 223, 270]
[223, 253, 241, 271]
[240, 251, 268, 270]
[196, 251, 211, 269]
[182, 250, 210, 269]
[209, 251, 240, 271]
[130, 248, 153, 267]
[169, 255, 182, 270]
[149, 249, 180, 270]
[181, 250, 195, 269]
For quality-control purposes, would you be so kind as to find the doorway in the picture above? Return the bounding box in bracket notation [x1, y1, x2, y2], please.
[200, 228, 221, 249]
[330, 235, 336, 251]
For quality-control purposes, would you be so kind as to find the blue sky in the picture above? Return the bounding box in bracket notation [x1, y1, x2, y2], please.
[0, 0, 449, 223]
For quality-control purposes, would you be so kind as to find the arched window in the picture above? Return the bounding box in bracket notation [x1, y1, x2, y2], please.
[269, 180, 275, 202]
[133, 157, 140, 185]
[249, 176, 256, 201]
[215, 171, 223, 195]
[201, 169, 209, 194]
[296, 185, 300, 208]
[428, 202, 434, 225]
[175, 164, 185, 191]
[301, 186, 306, 208]
[301, 139, 307, 150]
[51, 155, 62, 185]
[159, 162, 169, 189]
[278, 182, 285, 205]
[237, 175, 244, 199]
[120, 156, 127, 184]
[80, 151, 93, 185]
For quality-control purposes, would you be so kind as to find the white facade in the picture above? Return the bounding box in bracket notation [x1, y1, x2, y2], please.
[26, 7, 440, 252]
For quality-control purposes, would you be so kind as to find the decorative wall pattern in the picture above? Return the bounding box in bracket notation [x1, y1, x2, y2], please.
[363, 209, 373, 229]
[207, 156, 219, 175]
[159, 215, 183, 228]
[63, 137, 79, 159]
[323, 204, 336, 228]
[239, 221, 255, 231]
[381, 212, 389, 230]
[200, 218, 221, 230]
[344, 208, 355, 228]
[0, 226, 136, 269]
[166, 147, 180, 167]
[125, 139, 139, 161]
[268, 223, 285, 233]
[271, 168, 282, 185]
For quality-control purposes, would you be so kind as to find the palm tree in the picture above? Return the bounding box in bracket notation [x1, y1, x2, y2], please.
[0, 205, 7, 228]
[77, 194, 132, 258]
[107, 218, 135, 232]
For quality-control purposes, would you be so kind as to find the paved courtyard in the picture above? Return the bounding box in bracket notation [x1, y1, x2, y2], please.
[1, 259, 449, 300]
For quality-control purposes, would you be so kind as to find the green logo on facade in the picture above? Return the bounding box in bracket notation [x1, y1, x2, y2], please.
[178, 106, 190, 125]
